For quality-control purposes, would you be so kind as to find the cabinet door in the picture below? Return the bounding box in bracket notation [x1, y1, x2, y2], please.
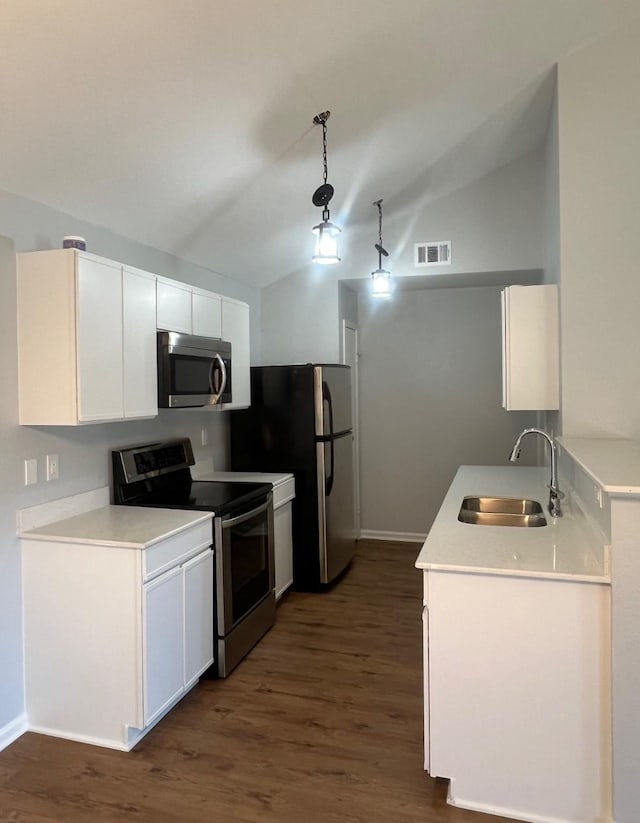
[143, 565, 184, 726]
[192, 290, 222, 338]
[274, 503, 293, 600]
[76, 256, 124, 422]
[502, 285, 559, 411]
[221, 298, 250, 408]
[123, 267, 158, 419]
[183, 548, 215, 687]
[422, 604, 430, 774]
[156, 279, 192, 333]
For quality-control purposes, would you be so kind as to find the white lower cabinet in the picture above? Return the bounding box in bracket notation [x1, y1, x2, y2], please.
[272, 477, 295, 599]
[22, 518, 213, 751]
[143, 565, 185, 726]
[183, 548, 215, 687]
[423, 569, 611, 822]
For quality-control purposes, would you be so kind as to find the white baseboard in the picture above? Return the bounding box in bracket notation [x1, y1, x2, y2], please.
[0, 713, 28, 751]
[359, 529, 426, 543]
[28, 724, 130, 752]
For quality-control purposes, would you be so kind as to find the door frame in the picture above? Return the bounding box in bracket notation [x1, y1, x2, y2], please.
[341, 319, 361, 537]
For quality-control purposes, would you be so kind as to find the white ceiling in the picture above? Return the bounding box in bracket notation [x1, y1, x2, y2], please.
[1, 0, 638, 289]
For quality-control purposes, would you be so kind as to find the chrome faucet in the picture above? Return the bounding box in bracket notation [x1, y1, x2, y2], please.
[509, 428, 563, 518]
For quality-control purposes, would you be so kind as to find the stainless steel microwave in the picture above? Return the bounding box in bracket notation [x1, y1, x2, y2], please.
[157, 331, 232, 408]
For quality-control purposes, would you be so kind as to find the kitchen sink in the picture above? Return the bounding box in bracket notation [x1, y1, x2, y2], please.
[458, 496, 547, 527]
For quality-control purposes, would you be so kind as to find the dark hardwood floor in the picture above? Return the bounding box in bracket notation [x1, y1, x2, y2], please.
[0, 540, 512, 822]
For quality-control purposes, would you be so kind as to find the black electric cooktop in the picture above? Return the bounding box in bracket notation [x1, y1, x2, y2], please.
[132, 480, 272, 517]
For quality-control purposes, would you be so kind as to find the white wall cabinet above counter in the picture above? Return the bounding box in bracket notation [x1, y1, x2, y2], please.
[16, 250, 251, 424]
[17, 250, 158, 425]
[156, 277, 223, 339]
[501, 284, 559, 411]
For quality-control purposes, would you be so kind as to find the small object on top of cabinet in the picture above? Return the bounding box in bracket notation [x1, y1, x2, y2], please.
[62, 236, 86, 251]
[501, 284, 559, 411]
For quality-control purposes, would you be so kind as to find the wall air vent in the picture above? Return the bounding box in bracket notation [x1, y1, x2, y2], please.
[414, 240, 452, 267]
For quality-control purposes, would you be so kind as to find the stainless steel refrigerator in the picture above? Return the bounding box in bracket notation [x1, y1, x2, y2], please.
[230, 364, 356, 590]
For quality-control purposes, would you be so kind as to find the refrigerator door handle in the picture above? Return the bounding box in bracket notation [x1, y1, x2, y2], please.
[322, 380, 335, 495]
[323, 380, 334, 438]
[326, 439, 335, 496]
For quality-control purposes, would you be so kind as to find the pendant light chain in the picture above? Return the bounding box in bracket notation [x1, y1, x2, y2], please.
[322, 120, 328, 186]
[375, 199, 383, 247]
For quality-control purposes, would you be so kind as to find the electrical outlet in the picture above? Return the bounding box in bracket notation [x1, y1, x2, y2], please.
[24, 458, 38, 486]
[201, 428, 208, 447]
[46, 454, 60, 481]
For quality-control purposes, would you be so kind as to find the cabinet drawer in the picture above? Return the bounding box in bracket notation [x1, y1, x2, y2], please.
[273, 476, 295, 508]
[144, 520, 212, 582]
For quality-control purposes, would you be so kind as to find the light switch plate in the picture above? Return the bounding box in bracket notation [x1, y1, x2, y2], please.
[24, 458, 38, 486]
[46, 454, 60, 481]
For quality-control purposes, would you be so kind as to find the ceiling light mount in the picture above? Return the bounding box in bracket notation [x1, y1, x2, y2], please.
[371, 198, 391, 298]
[311, 110, 341, 264]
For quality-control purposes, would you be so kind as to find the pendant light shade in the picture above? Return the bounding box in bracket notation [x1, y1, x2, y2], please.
[371, 267, 391, 298]
[370, 199, 391, 298]
[312, 209, 341, 264]
[311, 111, 341, 264]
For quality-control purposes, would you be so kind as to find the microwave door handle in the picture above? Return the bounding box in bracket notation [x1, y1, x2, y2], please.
[209, 354, 227, 402]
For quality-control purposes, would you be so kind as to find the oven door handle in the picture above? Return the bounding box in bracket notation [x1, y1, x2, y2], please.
[222, 499, 271, 529]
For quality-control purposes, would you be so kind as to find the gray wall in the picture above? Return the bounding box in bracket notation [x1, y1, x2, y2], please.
[0, 187, 261, 362]
[558, 19, 640, 440]
[358, 286, 536, 535]
[260, 149, 546, 366]
[0, 187, 261, 734]
[541, 74, 561, 440]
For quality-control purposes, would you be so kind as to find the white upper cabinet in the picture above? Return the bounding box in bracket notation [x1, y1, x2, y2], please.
[221, 297, 251, 409]
[157, 280, 223, 340]
[156, 277, 192, 333]
[17, 250, 158, 425]
[17, 249, 251, 424]
[75, 255, 124, 422]
[192, 288, 222, 338]
[123, 266, 158, 419]
[501, 284, 559, 411]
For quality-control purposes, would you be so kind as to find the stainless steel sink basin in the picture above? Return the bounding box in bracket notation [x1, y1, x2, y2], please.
[458, 496, 547, 527]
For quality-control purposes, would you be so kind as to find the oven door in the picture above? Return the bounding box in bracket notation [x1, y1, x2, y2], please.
[215, 495, 274, 636]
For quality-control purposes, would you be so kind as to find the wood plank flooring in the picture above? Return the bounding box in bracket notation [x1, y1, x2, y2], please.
[0, 540, 513, 822]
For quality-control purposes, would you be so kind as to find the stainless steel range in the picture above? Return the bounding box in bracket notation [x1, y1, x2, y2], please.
[111, 438, 275, 677]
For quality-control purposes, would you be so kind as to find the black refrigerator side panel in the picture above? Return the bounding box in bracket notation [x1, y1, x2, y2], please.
[230, 366, 322, 590]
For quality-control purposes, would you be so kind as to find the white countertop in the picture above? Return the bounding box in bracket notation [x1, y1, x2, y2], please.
[195, 470, 294, 486]
[19, 505, 212, 549]
[558, 436, 640, 496]
[415, 465, 609, 582]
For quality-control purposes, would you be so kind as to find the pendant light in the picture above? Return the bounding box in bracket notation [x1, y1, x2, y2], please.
[311, 111, 341, 264]
[371, 199, 391, 298]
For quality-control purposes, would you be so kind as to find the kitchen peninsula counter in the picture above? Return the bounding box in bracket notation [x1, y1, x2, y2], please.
[19, 505, 212, 549]
[415, 464, 611, 822]
[415, 464, 609, 582]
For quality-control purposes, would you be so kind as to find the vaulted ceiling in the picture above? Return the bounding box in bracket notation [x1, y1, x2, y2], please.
[1, 0, 638, 288]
